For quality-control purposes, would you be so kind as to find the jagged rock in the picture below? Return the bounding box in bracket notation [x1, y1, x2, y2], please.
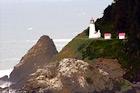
[0, 87, 18, 93]
[0, 75, 8, 87]
[0, 75, 11, 89]
[0, 75, 8, 82]
[21, 58, 135, 93]
[0, 87, 2, 91]
[9, 35, 58, 89]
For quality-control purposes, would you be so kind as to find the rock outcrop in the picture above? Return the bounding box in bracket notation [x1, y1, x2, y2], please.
[9, 35, 58, 89]
[21, 58, 134, 93]
[0, 75, 8, 82]
[0, 75, 11, 89]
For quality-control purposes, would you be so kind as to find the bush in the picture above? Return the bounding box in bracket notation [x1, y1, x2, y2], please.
[86, 77, 93, 85]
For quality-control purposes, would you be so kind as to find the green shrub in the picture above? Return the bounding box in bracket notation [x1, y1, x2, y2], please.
[86, 77, 93, 85]
[119, 80, 130, 91]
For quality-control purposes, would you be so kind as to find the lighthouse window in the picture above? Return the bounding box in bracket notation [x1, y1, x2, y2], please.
[90, 21, 94, 24]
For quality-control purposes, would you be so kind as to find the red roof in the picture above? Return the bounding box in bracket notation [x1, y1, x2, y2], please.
[94, 31, 98, 34]
[119, 33, 125, 36]
[104, 33, 111, 36]
[90, 18, 94, 21]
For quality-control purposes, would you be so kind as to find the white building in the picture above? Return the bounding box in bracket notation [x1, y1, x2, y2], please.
[89, 18, 101, 39]
[119, 33, 125, 39]
[104, 33, 111, 39]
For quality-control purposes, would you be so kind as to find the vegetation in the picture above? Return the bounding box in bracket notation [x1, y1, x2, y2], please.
[51, 0, 140, 82]
[119, 80, 131, 91]
[86, 77, 93, 85]
[51, 28, 93, 61]
[96, 0, 140, 81]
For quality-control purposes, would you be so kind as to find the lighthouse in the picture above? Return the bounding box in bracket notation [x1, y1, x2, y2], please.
[89, 18, 101, 38]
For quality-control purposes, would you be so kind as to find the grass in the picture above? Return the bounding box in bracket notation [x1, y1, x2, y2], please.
[51, 28, 92, 61]
[51, 27, 140, 81]
[82, 39, 127, 60]
[119, 80, 130, 91]
[52, 28, 128, 68]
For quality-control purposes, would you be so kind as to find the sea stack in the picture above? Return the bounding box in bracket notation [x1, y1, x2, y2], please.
[9, 35, 58, 89]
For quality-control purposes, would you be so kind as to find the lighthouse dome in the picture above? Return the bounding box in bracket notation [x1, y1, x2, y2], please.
[90, 18, 94, 21]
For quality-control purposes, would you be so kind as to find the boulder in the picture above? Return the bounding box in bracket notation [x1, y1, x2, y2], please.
[22, 58, 134, 93]
[0, 75, 8, 82]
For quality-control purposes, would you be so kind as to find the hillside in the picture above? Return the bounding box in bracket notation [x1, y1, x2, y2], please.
[0, 0, 140, 92]
[52, 0, 140, 82]
[95, 0, 140, 82]
[51, 28, 137, 81]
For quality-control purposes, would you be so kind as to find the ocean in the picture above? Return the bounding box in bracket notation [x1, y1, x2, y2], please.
[0, 39, 72, 70]
[0, 0, 113, 78]
[0, 39, 71, 78]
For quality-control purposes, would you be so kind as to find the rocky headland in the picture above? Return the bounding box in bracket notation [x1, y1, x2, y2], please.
[20, 58, 135, 93]
[1, 0, 140, 92]
[0, 33, 140, 93]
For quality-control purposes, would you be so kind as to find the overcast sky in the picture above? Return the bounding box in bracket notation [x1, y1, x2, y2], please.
[1, 0, 112, 2]
[0, 0, 113, 40]
[0, 0, 114, 70]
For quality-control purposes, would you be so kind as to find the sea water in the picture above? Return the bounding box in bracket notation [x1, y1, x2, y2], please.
[0, 39, 71, 78]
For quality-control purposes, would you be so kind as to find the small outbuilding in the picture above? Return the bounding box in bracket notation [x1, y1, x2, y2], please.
[104, 33, 111, 39]
[119, 33, 125, 39]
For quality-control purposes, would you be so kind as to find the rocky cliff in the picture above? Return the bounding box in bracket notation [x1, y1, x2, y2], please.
[9, 35, 58, 89]
[20, 58, 135, 93]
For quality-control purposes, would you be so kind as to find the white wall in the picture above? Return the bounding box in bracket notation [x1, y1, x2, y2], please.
[89, 24, 96, 38]
[104, 36, 111, 39]
[119, 36, 125, 39]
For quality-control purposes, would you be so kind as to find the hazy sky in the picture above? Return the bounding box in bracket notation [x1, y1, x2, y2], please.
[0, 0, 113, 70]
[0, 0, 113, 40]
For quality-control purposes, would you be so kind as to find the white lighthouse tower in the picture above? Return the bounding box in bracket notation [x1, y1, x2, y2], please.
[89, 18, 101, 38]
